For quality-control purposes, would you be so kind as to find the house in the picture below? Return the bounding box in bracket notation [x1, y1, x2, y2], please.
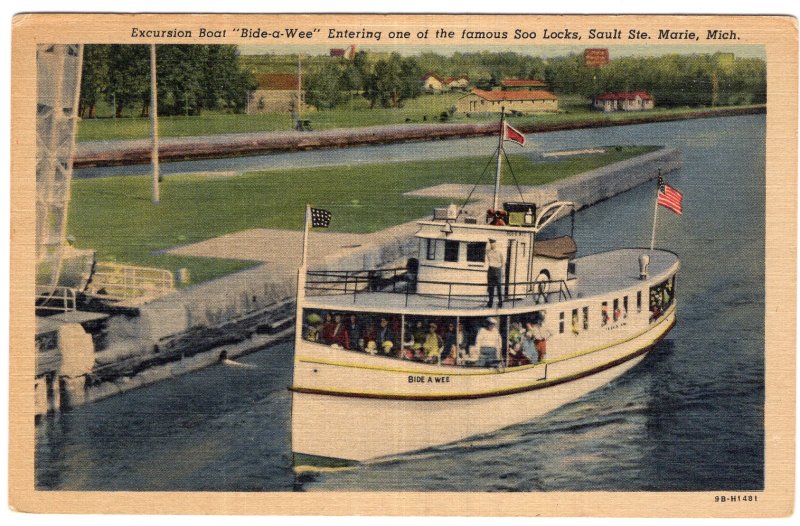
[592, 91, 654, 112]
[329, 48, 346, 58]
[499, 79, 547, 90]
[420, 73, 445, 93]
[456, 88, 559, 114]
[246, 73, 308, 114]
[444, 75, 470, 91]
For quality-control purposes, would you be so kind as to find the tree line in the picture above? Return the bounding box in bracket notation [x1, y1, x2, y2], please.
[79, 44, 256, 118]
[305, 51, 423, 109]
[303, 50, 766, 109]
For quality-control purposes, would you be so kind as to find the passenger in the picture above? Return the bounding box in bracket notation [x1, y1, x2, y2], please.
[328, 313, 350, 349]
[442, 322, 457, 353]
[347, 314, 363, 351]
[457, 321, 468, 352]
[572, 313, 580, 335]
[321, 312, 335, 344]
[507, 342, 531, 367]
[650, 302, 662, 322]
[381, 340, 395, 357]
[509, 321, 523, 346]
[376, 317, 396, 350]
[601, 305, 610, 326]
[363, 319, 377, 347]
[423, 323, 444, 363]
[531, 319, 552, 363]
[365, 340, 378, 355]
[441, 344, 458, 366]
[412, 342, 426, 362]
[521, 321, 537, 362]
[474, 317, 503, 367]
[412, 320, 426, 346]
[305, 313, 322, 342]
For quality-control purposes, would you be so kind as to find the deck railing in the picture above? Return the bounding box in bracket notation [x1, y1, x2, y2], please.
[84, 262, 175, 301]
[305, 267, 572, 308]
[35, 286, 77, 313]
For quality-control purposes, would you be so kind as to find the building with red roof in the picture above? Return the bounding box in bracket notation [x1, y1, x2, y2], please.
[500, 79, 547, 90]
[246, 73, 308, 115]
[592, 91, 654, 112]
[456, 88, 559, 114]
[421, 72, 446, 92]
[444, 75, 470, 91]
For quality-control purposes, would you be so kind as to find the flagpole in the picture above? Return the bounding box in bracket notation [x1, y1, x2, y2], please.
[493, 107, 505, 212]
[301, 203, 311, 268]
[295, 204, 311, 347]
[649, 190, 660, 252]
[650, 169, 665, 252]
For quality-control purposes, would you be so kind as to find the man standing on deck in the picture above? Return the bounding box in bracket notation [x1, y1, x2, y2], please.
[486, 239, 505, 308]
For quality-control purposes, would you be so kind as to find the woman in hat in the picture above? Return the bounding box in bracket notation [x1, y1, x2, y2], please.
[423, 322, 443, 363]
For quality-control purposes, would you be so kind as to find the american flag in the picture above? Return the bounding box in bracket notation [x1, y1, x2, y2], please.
[657, 175, 683, 215]
[310, 207, 332, 228]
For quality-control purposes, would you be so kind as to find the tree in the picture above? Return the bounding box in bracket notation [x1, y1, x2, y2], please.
[106, 44, 149, 118]
[306, 61, 346, 109]
[364, 53, 422, 108]
[79, 45, 110, 118]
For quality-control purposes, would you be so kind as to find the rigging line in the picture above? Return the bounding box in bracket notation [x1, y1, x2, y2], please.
[457, 146, 501, 217]
[501, 147, 527, 204]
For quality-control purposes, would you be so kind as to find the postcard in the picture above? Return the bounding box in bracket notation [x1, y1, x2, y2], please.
[9, 13, 797, 516]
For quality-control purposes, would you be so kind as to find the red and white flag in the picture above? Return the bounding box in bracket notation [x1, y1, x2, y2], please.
[503, 122, 526, 146]
[657, 176, 683, 215]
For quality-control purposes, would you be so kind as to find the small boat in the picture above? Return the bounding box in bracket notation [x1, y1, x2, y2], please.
[290, 113, 680, 469]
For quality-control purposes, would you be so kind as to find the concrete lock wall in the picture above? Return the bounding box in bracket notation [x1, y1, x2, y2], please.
[133, 148, 680, 343]
[553, 148, 682, 209]
[57, 323, 96, 408]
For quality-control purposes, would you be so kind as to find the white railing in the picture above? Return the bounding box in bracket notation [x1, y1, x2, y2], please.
[35, 286, 77, 312]
[85, 262, 175, 301]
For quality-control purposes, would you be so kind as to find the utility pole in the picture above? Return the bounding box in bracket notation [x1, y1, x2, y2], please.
[295, 53, 302, 130]
[150, 43, 160, 204]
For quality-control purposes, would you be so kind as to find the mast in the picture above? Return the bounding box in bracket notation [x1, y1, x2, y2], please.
[493, 107, 505, 212]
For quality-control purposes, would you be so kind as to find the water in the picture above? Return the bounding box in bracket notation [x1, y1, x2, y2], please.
[38, 114, 765, 491]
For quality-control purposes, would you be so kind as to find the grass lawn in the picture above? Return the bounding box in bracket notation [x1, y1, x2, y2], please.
[76, 96, 763, 143]
[76, 92, 466, 142]
[68, 145, 657, 285]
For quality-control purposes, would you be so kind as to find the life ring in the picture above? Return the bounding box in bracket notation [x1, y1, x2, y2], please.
[533, 270, 551, 300]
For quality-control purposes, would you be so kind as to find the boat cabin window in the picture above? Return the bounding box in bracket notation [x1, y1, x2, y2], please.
[601, 301, 609, 326]
[623, 296, 629, 318]
[466, 242, 486, 263]
[559, 312, 565, 334]
[649, 278, 675, 323]
[302, 309, 401, 354]
[426, 239, 436, 260]
[582, 306, 589, 330]
[613, 299, 620, 321]
[301, 310, 560, 369]
[637, 291, 642, 312]
[444, 240, 460, 262]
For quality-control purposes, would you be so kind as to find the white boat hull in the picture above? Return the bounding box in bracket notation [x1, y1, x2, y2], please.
[291, 308, 675, 465]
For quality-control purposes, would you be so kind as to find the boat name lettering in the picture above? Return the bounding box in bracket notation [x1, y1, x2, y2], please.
[408, 375, 451, 384]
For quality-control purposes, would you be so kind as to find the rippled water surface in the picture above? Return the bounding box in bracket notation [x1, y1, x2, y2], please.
[38, 115, 765, 491]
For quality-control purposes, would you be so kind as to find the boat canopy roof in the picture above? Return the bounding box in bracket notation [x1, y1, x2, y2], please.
[533, 236, 577, 259]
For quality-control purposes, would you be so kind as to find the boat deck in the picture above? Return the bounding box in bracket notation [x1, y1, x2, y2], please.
[303, 248, 679, 314]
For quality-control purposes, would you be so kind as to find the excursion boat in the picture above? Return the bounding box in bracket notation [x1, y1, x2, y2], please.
[290, 114, 680, 470]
